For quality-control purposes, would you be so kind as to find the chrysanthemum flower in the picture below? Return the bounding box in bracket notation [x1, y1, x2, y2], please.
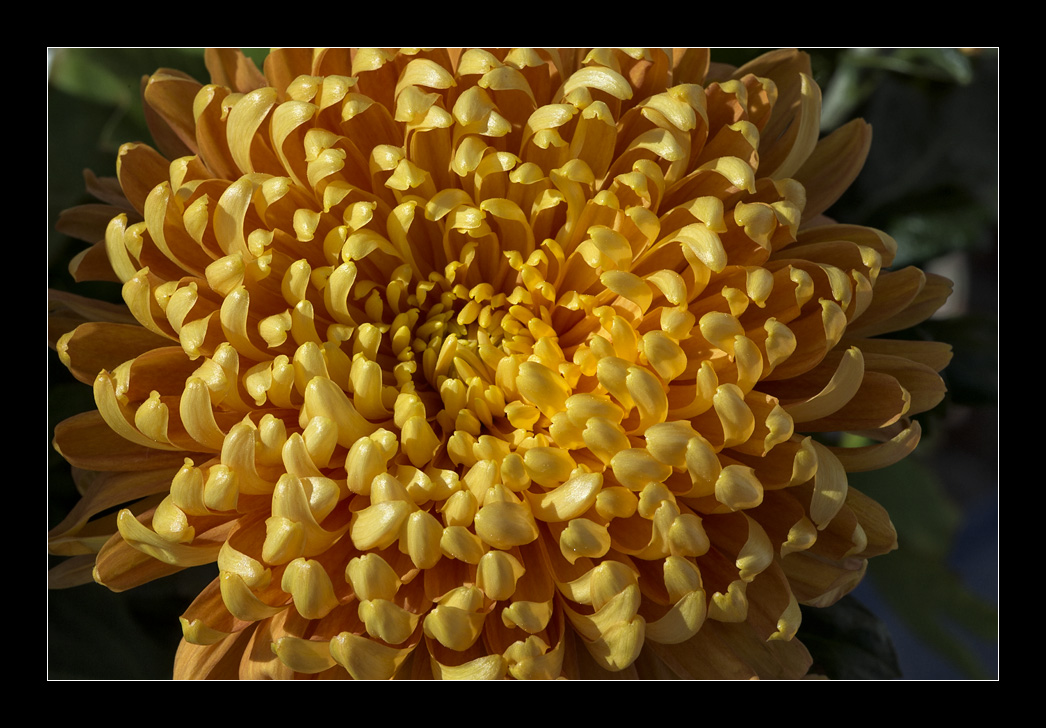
[49, 48, 952, 679]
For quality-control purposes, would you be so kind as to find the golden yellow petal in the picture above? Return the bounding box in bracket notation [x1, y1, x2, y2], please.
[423, 588, 486, 651]
[830, 420, 923, 473]
[430, 654, 508, 680]
[504, 634, 565, 680]
[350, 500, 411, 552]
[783, 346, 865, 423]
[358, 599, 421, 644]
[271, 636, 338, 674]
[476, 549, 526, 601]
[808, 441, 848, 529]
[562, 584, 645, 671]
[329, 632, 412, 680]
[219, 571, 284, 622]
[529, 471, 602, 521]
[281, 558, 340, 620]
[558, 518, 612, 563]
[644, 589, 707, 644]
[116, 508, 221, 567]
[474, 500, 539, 550]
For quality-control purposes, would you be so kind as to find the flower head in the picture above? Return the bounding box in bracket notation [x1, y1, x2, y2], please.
[49, 48, 952, 679]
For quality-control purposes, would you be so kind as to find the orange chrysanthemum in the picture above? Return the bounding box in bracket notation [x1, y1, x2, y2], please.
[49, 48, 952, 679]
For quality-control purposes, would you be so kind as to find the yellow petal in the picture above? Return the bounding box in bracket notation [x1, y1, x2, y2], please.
[330, 632, 411, 680]
[281, 557, 340, 620]
[474, 501, 539, 549]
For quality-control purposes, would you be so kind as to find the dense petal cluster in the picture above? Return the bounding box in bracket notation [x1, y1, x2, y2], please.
[49, 48, 952, 679]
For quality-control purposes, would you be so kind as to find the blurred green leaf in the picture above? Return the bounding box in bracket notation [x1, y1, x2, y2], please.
[49, 49, 209, 158]
[50, 48, 209, 102]
[819, 57, 875, 131]
[827, 49, 996, 226]
[241, 48, 271, 67]
[799, 596, 902, 679]
[863, 550, 997, 679]
[858, 457, 960, 558]
[49, 564, 217, 679]
[848, 48, 975, 84]
[852, 458, 998, 678]
[886, 193, 996, 266]
[49, 582, 175, 679]
[922, 315, 998, 406]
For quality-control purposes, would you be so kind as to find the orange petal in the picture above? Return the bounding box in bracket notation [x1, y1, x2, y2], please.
[793, 118, 872, 220]
[143, 69, 203, 160]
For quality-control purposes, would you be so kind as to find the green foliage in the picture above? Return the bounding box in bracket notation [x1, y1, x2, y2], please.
[800, 596, 902, 680]
[852, 457, 998, 679]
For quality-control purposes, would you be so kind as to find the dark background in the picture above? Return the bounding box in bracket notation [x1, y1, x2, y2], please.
[47, 48, 998, 679]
